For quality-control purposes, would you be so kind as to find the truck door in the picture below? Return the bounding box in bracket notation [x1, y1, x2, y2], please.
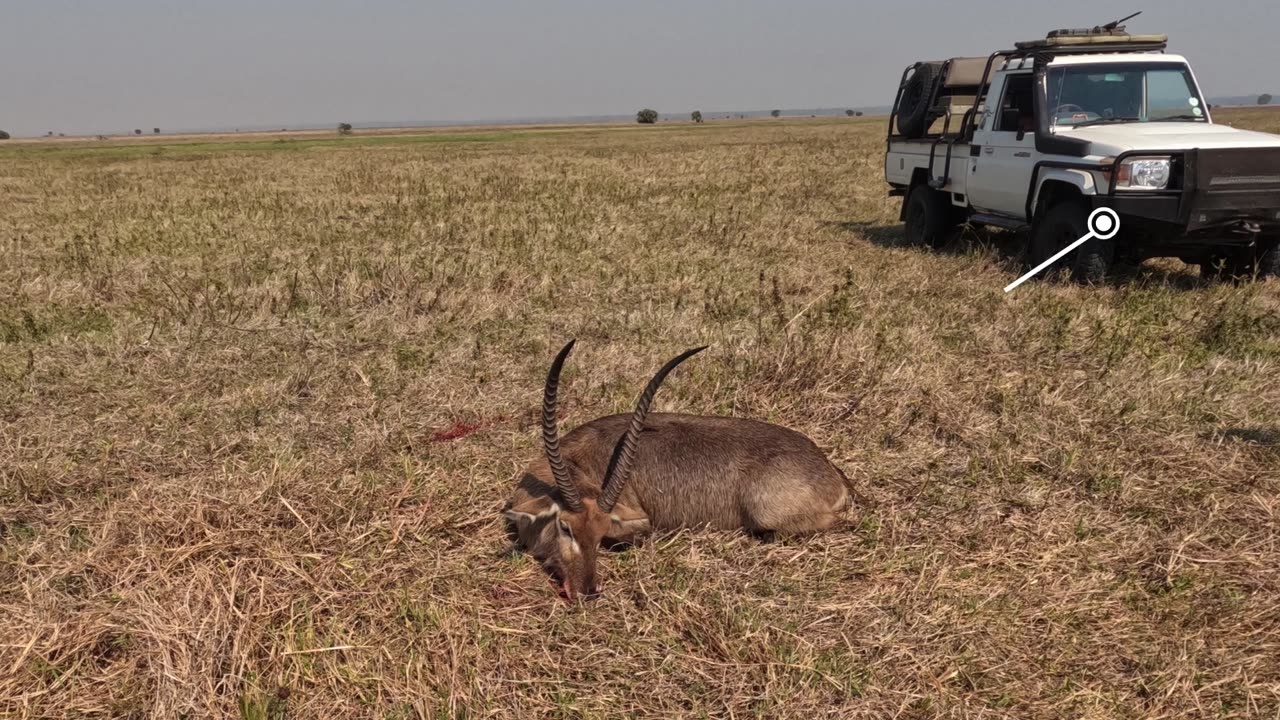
[966, 72, 1039, 220]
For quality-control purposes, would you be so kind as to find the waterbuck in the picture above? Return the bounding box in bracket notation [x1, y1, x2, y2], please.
[502, 340, 852, 601]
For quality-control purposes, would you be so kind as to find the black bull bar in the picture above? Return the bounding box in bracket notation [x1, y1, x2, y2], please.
[1102, 146, 1280, 235]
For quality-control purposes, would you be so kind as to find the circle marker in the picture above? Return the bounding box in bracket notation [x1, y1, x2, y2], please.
[1088, 207, 1120, 240]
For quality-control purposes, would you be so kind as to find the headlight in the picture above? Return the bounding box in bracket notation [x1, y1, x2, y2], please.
[1115, 157, 1172, 190]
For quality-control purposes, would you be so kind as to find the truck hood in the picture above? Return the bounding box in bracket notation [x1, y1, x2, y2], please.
[1057, 122, 1280, 155]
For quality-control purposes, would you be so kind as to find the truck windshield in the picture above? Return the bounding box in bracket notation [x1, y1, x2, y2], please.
[1046, 63, 1207, 128]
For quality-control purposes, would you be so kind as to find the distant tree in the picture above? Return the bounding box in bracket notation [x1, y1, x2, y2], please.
[153, 127, 160, 134]
[0, 130, 9, 140]
[134, 129, 142, 135]
[338, 122, 353, 135]
[1260, 93, 1275, 105]
[771, 109, 781, 118]
[58, 133, 65, 137]
[96, 135, 109, 141]
[855, 111, 864, 117]
[845, 109, 855, 117]
[636, 108, 658, 124]
[691, 110, 703, 123]
[47, 131, 54, 137]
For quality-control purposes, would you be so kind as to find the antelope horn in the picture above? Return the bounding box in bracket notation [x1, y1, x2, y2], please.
[598, 345, 708, 513]
[542, 340, 583, 512]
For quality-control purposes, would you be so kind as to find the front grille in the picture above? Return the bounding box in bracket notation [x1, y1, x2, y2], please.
[1185, 147, 1280, 231]
[1196, 147, 1280, 192]
[1209, 175, 1280, 188]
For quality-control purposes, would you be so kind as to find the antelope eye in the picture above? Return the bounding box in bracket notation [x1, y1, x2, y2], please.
[557, 521, 573, 539]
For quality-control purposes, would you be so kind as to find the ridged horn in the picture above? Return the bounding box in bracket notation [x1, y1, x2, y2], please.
[542, 340, 583, 512]
[598, 346, 708, 513]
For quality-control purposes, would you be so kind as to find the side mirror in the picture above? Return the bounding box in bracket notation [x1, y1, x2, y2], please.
[1016, 128, 1026, 142]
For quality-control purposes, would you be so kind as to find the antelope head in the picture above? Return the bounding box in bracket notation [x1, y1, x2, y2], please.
[504, 340, 706, 601]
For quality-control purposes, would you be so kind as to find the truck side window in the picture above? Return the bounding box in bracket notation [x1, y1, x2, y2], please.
[995, 73, 1036, 134]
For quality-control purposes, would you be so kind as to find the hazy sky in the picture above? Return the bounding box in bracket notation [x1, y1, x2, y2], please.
[3, 0, 1278, 137]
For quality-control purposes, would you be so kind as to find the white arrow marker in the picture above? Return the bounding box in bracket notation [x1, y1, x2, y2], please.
[1004, 207, 1120, 293]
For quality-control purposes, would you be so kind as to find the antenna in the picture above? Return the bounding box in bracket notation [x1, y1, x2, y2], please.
[1102, 11, 1142, 32]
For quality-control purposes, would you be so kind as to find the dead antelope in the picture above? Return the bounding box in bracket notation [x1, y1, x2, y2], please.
[502, 340, 852, 601]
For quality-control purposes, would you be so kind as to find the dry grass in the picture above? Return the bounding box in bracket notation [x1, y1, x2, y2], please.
[2, 111, 1279, 719]
[1212, 106, 1280, 135]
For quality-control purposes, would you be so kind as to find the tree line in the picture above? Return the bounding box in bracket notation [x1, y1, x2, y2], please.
[0, 108, 880, 140]
[10, 96, 1280, 141]
[636, 108, 864, 125]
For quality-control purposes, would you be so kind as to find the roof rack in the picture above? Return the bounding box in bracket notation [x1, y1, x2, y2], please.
[1013, 11, 1166, 54]
[1013, 35, 1167, 54]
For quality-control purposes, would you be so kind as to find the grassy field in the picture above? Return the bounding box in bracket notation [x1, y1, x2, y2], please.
[2, 110, 1279, 719]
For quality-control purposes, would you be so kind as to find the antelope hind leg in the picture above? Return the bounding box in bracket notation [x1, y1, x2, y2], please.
[745, 480, 850, 538]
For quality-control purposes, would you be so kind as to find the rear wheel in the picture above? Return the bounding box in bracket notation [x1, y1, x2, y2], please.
[1030, 201, 1114, 284]
[903, 185, 954, 248]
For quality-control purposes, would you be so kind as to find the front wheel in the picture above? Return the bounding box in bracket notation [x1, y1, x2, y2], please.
[1201, 242, 1280, 282]
[1262, 242, 1280, 278]
[1030, 201, 1114, 284]
[1200, 253, 1245, 281]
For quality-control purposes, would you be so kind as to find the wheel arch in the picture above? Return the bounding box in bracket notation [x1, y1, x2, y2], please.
[1030, 168, 1099, 224]
[898, 168, 934, 221]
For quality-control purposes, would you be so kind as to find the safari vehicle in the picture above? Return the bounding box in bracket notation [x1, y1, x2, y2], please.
[884, 13, 1280, 281]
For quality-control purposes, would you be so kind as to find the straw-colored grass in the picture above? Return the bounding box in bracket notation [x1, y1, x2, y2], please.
[2, 110, 1279, 719]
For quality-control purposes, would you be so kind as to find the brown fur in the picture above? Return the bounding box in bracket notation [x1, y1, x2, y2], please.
[504, 412, 852, 600]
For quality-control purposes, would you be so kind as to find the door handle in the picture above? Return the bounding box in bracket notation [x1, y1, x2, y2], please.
[1014, 151, 1031, 158]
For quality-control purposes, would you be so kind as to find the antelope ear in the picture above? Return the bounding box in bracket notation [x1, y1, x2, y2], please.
[607, 504, 651, 540]
[503, 495, 561, 534]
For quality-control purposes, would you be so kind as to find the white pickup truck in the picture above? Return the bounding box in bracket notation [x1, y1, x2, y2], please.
[884, 16, 1280, 282]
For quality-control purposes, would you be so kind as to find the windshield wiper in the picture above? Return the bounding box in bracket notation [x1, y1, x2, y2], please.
[1069, 116, 1142, 128]
[1150, 114, 1205, 122]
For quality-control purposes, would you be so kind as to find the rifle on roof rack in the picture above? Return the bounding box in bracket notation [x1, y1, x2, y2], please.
[1102, 11, 1143, 32]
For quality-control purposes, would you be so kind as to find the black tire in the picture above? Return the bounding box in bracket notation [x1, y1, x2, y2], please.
[903, 185, 953, 248]
[896, 63, 939, 139]
[1257, 241, 1280, 279]
[1204, 241, 1280, 282]
[1030, 201, 1114, 284]
[1200, 252, 1245, 282]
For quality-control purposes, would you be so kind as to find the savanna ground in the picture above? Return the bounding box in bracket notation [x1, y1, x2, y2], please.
[3, 108, 1280, 719]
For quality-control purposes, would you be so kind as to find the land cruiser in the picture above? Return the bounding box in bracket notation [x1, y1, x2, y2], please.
[884, 14, 1280, 281]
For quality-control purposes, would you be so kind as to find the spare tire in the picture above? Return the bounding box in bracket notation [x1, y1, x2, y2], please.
[896, 63, 939, 139]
